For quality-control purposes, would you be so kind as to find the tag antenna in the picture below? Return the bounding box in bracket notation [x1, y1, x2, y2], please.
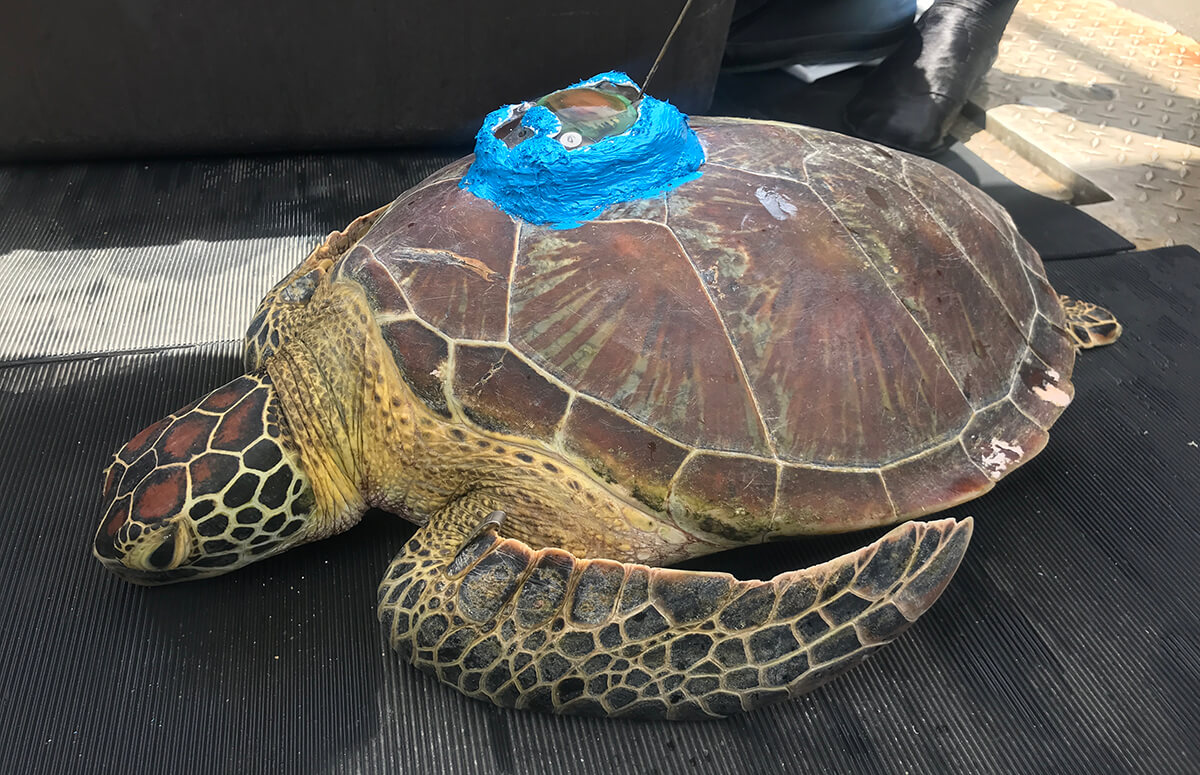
[637, 0, 697, 99]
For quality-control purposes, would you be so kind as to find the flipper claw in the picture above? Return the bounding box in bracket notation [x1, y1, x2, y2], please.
[460, 509, 508, 548]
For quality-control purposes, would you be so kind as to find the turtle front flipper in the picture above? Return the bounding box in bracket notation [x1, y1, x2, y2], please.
[244, 205, 389, 370]
[1060, 294, 1122, 349]
[377, 504, 973, 719]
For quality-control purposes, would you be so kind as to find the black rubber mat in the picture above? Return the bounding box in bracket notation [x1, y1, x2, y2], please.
[1, 184, 1197, 775]
[711, 68, 1136, 261]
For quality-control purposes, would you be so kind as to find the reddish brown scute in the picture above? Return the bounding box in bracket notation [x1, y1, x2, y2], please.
[336, 118, 1075, 536]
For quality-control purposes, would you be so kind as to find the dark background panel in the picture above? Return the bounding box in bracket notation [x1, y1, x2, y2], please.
[0, 0, 735, 160]
[0, 248, 1196, 773]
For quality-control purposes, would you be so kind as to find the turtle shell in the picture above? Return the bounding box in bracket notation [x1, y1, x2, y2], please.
[328, 117, 1076, 539]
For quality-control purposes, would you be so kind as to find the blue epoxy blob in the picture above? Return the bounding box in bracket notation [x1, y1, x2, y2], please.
[461, 72, 705, 229]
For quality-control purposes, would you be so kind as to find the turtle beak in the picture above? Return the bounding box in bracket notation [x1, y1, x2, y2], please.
[99, 562, 205, 586]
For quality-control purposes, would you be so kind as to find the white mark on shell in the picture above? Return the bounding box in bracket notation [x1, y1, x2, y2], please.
[1031, 367, 1072, 407]
[755, 186, 797, 221]
[981, 438, 1024, 480]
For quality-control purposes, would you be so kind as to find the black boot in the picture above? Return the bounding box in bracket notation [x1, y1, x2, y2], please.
[844, 0, 1019, 154]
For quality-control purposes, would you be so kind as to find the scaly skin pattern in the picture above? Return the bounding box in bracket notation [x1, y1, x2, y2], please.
[244, 205, 389, 371]
[378, 502, 972, 719]
[283, 278, 706, 563]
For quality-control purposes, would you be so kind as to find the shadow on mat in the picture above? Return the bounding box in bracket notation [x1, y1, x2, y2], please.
[0, 148, 467, 254]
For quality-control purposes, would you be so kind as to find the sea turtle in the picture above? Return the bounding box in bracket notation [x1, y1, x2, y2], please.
[92, 80, 1120, 721]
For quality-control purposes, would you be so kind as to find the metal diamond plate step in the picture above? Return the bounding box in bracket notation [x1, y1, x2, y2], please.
[963, 0, 1200, 248]
[950, 117, 1076, 202]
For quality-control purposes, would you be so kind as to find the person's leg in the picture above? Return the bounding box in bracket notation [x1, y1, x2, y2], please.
[723, 0, 918, 71]
[844, 0, 1019, 154]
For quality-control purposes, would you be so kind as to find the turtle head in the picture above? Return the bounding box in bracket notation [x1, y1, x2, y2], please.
[93, 373, 318, 584]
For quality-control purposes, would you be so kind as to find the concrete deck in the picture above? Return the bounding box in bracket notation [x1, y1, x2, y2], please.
[958, 0, 1199, 248]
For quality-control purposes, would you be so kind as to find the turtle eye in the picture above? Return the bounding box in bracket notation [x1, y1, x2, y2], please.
[147, 531, 176, 569]
[145, 524, 186, 570]
[116, 518, 196, 573]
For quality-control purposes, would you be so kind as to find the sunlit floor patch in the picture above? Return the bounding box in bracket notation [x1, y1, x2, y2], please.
[0, 237, 313, 361]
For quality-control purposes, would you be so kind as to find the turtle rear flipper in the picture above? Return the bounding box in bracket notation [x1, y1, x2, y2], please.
[1061, 295, 1122, 349]
[377, 504, 973, 720]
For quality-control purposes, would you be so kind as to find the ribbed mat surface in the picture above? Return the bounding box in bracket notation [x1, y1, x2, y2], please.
[0, 149, 462, 361]
[1, 228, 1197, 774]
